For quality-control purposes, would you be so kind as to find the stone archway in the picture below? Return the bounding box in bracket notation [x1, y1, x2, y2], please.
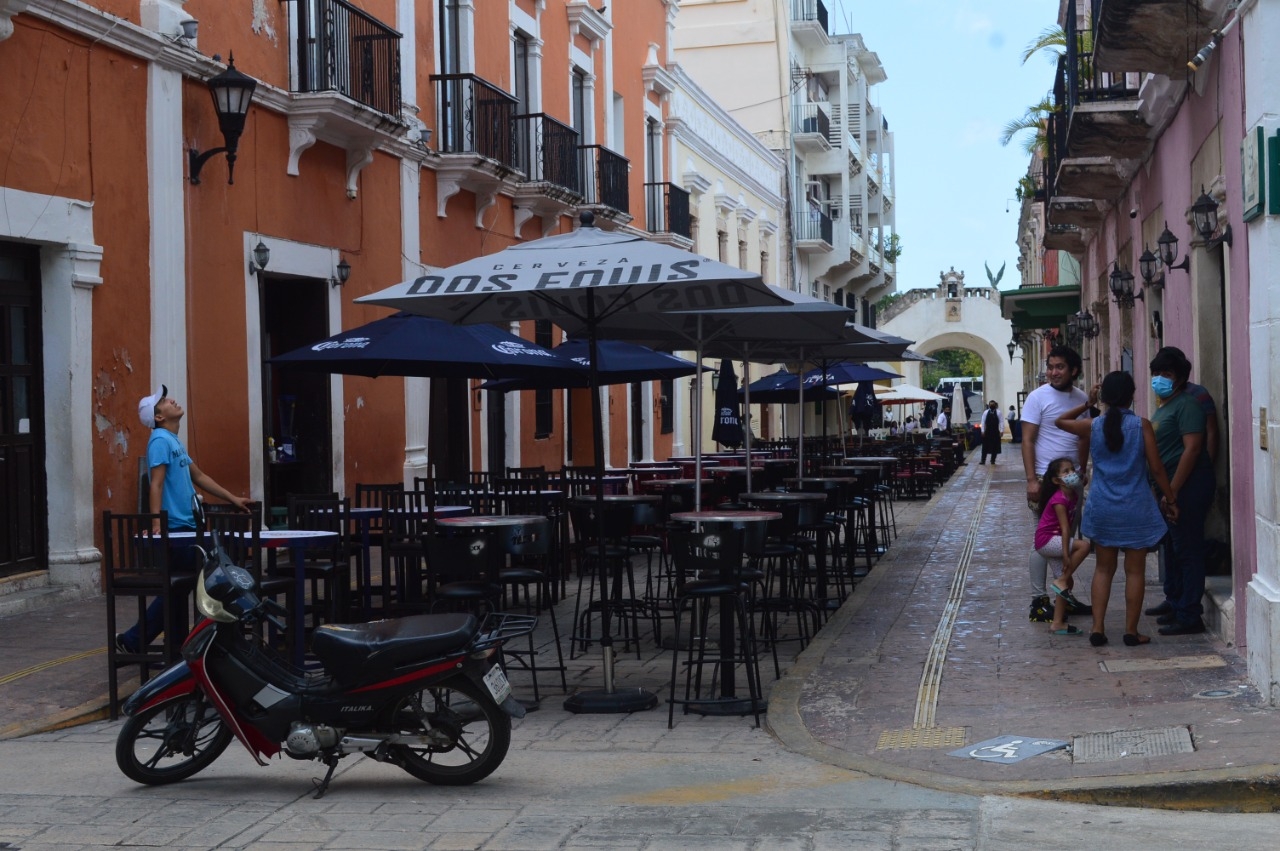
[878, 269, 1021, 414]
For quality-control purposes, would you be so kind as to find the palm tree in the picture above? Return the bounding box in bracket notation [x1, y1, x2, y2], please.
[1000, 95, 1056, 154]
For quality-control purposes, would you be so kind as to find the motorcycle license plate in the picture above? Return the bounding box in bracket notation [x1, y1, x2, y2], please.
[483, 664, 511, 704]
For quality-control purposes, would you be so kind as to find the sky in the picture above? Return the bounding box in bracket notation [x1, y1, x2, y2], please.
[828, 0, 1062, 292]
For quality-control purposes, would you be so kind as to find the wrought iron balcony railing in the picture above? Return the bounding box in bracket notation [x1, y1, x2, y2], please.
[580, 145, 630, 212]
[794, 208, 833, 245]
[513, 113, 582, 196]
[296, 0, 402, 117]
[794, 102, 831, 139]
[430, 73, 520, 170]
[644, 182, 691, 238]
[791, 0, 829, 33]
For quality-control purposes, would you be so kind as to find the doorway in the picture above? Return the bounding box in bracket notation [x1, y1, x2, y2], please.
[429, 378, 470, 483]
[630, 381, 644, 462]
[486, 389, 507, 475]
[0, 244, 45, 578]
[260, 276, 333, 513]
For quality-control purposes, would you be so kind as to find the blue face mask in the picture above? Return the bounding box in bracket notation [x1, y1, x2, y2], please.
[1061, 472, 1082, 490]
[1151, 376, 1175, 399]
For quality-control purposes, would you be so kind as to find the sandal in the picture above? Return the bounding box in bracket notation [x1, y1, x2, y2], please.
[1123, 633, 1151, 646]
[1089, 632, 1108, 647]
[1051, 625, 1083, 636]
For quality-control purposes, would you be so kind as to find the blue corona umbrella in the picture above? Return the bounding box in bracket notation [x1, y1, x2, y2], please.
[800, 362, 901, 388]
[478, 338, 706, 391]
[269, 312, 587, 381]
[738, 371, 842, 404]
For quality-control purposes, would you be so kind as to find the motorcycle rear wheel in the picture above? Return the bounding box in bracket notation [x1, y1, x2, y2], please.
[387, 675, 511, 786]
[116, 694, 234, 785]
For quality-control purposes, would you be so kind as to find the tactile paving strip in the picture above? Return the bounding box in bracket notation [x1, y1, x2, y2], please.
[1071, 726, 1194, 763]
[877, 726, 968, 750]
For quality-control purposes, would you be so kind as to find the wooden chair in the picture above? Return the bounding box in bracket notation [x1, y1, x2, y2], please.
[204, 508, 296, 649]
[104, 511, 195, 718]
[285, 495, 354, 628]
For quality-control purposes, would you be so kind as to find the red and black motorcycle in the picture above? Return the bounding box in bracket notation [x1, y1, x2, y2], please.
[116, 538, 534, 796]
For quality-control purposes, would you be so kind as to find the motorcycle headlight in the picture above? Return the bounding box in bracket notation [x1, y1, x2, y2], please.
[196, 570, 238, 623]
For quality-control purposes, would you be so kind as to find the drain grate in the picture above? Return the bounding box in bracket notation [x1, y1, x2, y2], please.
[1072, 726, 1194, 763]
[877, 726, 967, 750]
[1100, 654, 1225, 673]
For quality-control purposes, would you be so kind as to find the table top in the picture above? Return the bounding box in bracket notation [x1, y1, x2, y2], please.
[349, 505, 472, 518]
[844, 456, 898, 463]
[436, 514, 547, 528]
[670, 510, 781, 524]
[169, 529, 338, 543]
[640, 477, 714, 488]
[785, 477, 858, 485]
[822, 466, 879, 473]
[570, 493, 660, 503]
[740, 491, 828, 502]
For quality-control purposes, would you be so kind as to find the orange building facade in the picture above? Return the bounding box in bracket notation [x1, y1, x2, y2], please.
[0, 0, 684, 595]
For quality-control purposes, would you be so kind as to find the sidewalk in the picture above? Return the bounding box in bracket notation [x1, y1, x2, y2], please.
[771, 453, 1280, 804]
[3, 452, 1277, 807]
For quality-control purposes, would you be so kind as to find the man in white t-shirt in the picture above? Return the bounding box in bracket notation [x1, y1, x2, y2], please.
[1020, 345, 1091, 622]
[935, 408, 949, 434]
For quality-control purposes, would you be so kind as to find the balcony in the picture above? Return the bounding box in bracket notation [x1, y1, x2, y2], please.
[790, 0, 829, 47]
[794, 208, 834, 254]
[644, 182, 693, 248]
[793, 102, 832, 152]
[1093, 0, 1217, 79]
[512, 113, 584, 236]
[1044, 223, 1088, 254]
[286, 0, 404, 197]
[429, 73, 521, 221]
[296, 0, 402, 116]
[1057, 2, 1148, 162]
[579, 145, 631, 223]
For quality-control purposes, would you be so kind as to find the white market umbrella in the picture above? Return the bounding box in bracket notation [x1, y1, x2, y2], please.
[358, 213, 786, 716]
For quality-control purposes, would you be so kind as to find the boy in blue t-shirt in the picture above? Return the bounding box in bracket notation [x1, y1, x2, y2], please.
[117, 385, 248, 652]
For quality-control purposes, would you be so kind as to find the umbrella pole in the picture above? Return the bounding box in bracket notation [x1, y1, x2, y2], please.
[564, 302, 657, 715]
[797, 347, 805, 482]
[742, 351, 753, 495]
[693, 316, 704, 511]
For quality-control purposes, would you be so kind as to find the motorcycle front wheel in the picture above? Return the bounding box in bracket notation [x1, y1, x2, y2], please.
[116, 693, 234, 785]
[386, 675, 512, 786]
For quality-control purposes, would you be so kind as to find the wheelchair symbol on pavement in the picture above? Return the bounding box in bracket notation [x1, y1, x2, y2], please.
[950, 735, 1067, 764]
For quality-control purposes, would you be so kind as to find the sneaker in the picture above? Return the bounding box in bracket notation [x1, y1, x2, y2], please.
[1144, 601, 1172, 617]
[114, 634, 134, 655]
[1064, 594, 1093, 618]
[1029, 595, 1053, 623]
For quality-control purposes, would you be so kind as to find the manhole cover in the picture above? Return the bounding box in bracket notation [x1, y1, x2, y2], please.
[1100, 654, 1225, 673]
[1072, 726, 1194, 763]
[1194, 688, 1238, 699]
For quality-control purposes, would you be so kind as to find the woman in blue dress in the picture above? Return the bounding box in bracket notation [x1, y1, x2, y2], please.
[1055, 372, 1178, 647]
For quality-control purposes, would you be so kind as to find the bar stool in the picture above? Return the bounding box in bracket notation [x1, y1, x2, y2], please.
[666, 526, 764, 728]
[497, 517, 567, 700]
[567, 502, 650, 659]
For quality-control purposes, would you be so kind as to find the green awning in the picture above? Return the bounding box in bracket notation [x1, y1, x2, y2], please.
[1000, 284, 1081, 333]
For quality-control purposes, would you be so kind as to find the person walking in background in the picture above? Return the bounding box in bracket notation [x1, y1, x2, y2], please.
[979, 400, 1004, 464]
[934, 406, 949, 435]
[116, 384, 249, 654]
[1056, 372, 1177, 647]
[1033, 457, 1091, 636]
[1142, 347, 1215, 636]
[1020, 345, 1091, 623]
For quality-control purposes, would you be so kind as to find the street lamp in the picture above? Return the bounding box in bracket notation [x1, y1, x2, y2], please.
[1007, 339, 1016, 362]
[1157, 222, 1190, 273]
[189, 54, 258, 185]
[1191, 187, 1233, 249]
[1108, 262, 1142, 309]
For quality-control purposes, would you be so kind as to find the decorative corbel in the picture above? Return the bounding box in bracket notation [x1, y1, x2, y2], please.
[0, 0, 34, 42]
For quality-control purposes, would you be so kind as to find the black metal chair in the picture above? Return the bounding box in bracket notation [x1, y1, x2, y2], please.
[285, 495, 354, 628]
[496, 516, 566, 700]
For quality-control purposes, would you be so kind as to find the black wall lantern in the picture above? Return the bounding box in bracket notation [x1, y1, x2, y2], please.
[331, 257, 352, 288]
[248, 240, 270, 275]
[1078, 310, 1099, 339]
[1156, 222, 1190, 273]
[1138, 246, 1163, 289]
[1109, 261, 1143, 309]
[1007, 339, 1017, 362]
[189, 54, 258, 185]
[1066, 312, 1081, 344]
[1191, 187, 1233, 249]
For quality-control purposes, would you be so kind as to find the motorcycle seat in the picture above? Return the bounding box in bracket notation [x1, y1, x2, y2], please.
[311, 613, 478, 684]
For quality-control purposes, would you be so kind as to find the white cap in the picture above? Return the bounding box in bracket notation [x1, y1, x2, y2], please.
[138, 384, 167, 428]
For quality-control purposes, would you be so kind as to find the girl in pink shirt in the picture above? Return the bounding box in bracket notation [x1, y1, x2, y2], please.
[1034, 457, 1092, 635]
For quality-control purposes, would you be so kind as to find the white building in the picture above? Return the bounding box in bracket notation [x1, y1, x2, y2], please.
[673, 0, 898, 320]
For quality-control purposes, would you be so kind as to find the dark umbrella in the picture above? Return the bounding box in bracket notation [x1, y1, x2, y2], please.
[358, 214, 786, 716]
[269, 312, 587, 381]
[738, 371, 842, 404]
[710, 360, 744, 448]
[477, 338, 706, 391]
[800, 362, 901, 388]
[849, 381, 879, 433]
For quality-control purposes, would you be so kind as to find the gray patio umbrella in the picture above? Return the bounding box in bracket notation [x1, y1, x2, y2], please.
[560, 286, 864, 498]
[357, 213, 786, 715]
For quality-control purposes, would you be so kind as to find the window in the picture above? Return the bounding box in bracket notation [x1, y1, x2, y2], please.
[571, 68, 588, 136]
[534, 320, 553, 438]
[513, 32, 531, 113]
[439, 0, 461, 74]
